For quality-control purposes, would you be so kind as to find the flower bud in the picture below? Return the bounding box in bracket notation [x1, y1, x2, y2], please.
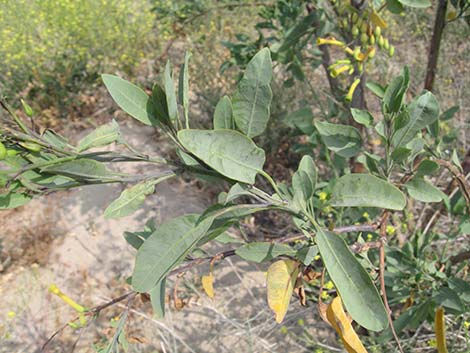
[369, 34, 376, 45]
[384, 38, 390, 50]
[374, 26, 381, 38]
[378, 35, 384, 48]
[352, 26, 359, 37]
[389, 45, 395, 57]
[360, 33, 368, 44]
[360, 22, 368, 33]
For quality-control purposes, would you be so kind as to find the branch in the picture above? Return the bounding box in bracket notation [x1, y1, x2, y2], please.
[379, 211, 405, 353]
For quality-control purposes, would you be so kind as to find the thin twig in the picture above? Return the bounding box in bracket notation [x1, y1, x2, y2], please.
[379, 211, 405, 353]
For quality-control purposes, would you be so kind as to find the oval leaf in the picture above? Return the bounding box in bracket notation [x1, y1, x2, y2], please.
[236, 242, 295, 263]
[314, 121, 362, 158]
[214, 96, 234, 129]
[132, 214, 214, 292]
[316, 229, 388, 331]
[392, 91, 439, 147]
[102, 74, 157, 126]
[77, 120, 121, 152]
[405, 177, 445, 203]
[332, 174, 406, 210]
[232, 48, 273, 138]
[267, 259, 300, 323]
[177, 129, 265, 184]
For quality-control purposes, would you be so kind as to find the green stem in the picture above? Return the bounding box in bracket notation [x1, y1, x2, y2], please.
[259, 170, 282, 197]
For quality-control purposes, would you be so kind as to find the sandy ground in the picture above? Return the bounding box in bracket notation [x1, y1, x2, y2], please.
[0, 122, 337, 353]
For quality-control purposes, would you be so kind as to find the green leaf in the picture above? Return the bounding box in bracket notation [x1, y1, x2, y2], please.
[296, 245, 318, 265]
[132, 214, 213, 292]
[164, 61, 179, 127]
[405, 177, 445, 203]
[383, 75, 405, 113]
[332, 174, 406, 210]
[398, 0, 431, 8]
[316, 229, 388, 331]
[298, 155, 317, 197]
[416, 160, 439, 176]
[351, 109, 374, 127]
[151, 84, 171, 127]
[213, 96, 234, 129]
[77, 120, 121, 152]
[102, 74, 156, 126]
[284, 107, 315, 135]
[236, 242, 296, 263]
[225, 183, 251, 204]
[232, 48, 273, 138]
[42, 130, 70, 150]
[0, 192, 32, 209]
[386, 0, 404, 13]
[366, 81, 386, 98]
[392, 91, 440, 147]
[41, 159, 116, 180]
[314, 121, 362, 158]
[440, 106, 459, 121]
[177, 129, 265, 184]
[391, 147, 411, 163]
[292, 170, 312, 210]
[104, 178, 168, 219]
[179, 52, 191, 128]
[149, 278, 166, 319]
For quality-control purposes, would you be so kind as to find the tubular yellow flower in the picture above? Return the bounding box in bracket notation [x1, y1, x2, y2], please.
[317, 37, 345, 47]
[345, 78, 361, 101]
[330, 65, 351, 78]
[48, 284, 87, 313]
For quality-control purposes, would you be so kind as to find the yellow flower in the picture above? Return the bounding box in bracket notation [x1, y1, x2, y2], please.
[367, 233, 373, 241]
[464, 321, 470, 329]
[317, 37, 345, 47]
[48, 284, 87, 313]
[330, 65, 351, 78]
[280, 325, 288, 334]
[362, 212, 370, 219]
[7, 311, 16, 319]
[427, 339, 437, 348]
[345, 78, 361, 102]
[321, 291, 330, 300]
[298, 319, 305, 326]
[319, 192, 328, 201]
[314, 255, 321, 261]
[324, 281, 335, 290]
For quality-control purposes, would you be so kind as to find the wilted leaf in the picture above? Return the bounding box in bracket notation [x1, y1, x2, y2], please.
[177, 129, 265, 184]
[332, 174, 406, 210]
[326, 297, 368, 353]
[435, 307, 448, 353]
[202, 273, 215, 298]
[316, 229, 388, 331]
[267, 259, 299, 323]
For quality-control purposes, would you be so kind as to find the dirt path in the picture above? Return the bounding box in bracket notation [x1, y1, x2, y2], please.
[0, 123, 336, 353]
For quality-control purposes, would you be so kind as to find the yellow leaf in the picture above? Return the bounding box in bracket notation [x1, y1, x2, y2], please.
[267, 259, 300, 323]
[435, 307, 448, 353]
[202, 274, 215, 298]
[370, 11, 387, 29]
[326, 297, 368, 353]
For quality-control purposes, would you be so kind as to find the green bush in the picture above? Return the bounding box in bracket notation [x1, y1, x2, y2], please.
[0, 0, 155, 114]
